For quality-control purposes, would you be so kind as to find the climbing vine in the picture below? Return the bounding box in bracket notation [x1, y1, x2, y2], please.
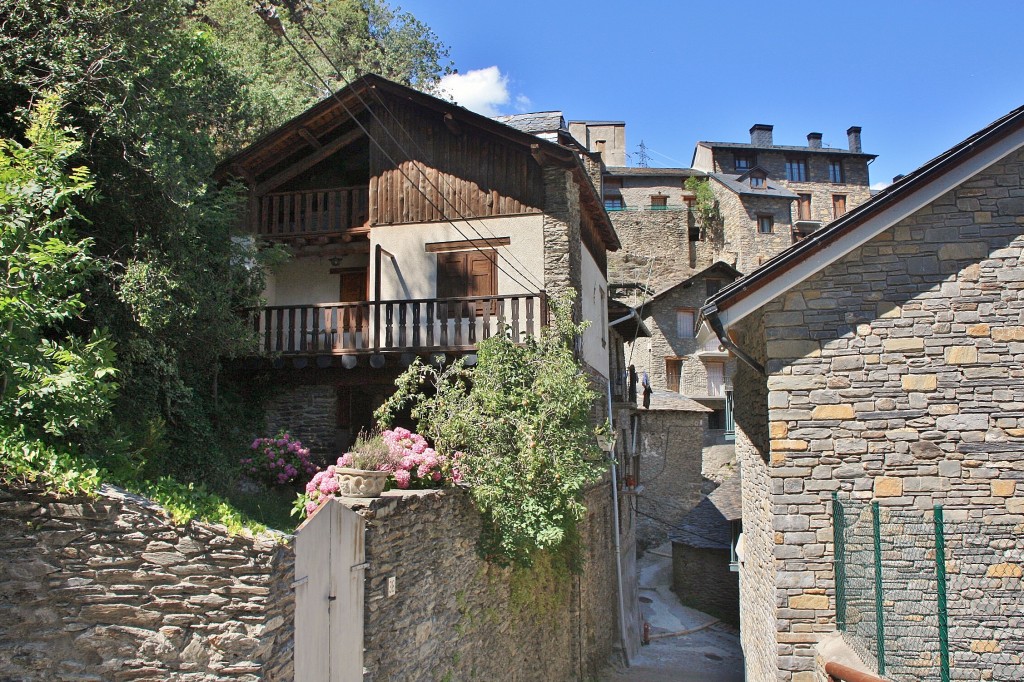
[375, 294, 609, 569]
[685, 175, 722, 243]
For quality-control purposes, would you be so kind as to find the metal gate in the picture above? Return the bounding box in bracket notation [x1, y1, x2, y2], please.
[294, 498, 366, 681]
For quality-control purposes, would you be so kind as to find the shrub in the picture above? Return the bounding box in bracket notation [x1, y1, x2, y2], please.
[243, 431, 317, 487]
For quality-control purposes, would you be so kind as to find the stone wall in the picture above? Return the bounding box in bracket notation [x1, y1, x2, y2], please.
[607, 210, 700, 293]
[671, 543, 739, 626]
[635, 409, 706, 548]
[346, 485, 621, 682]
[543, 167, 583, 322]
[739, 145, 1024, 680]
[713, 188, 795, 274]
[730, 313, 778, 682]
[0, 483, 294, 681]
[263, 382, 338, 458]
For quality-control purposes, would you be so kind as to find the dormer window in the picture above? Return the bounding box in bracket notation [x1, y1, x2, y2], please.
[734, 153, 754, 171]
[749, 171, 766, 189]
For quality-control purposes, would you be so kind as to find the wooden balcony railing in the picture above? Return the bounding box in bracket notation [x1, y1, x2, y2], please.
[256, 186, 369, 238]
[253, 293, 547, 355]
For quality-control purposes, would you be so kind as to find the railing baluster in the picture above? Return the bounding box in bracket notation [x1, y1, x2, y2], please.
[439, 301, 448, 346]
[304, 191, 314, 235]
[412, 302, 421, 349]
[398, 303, 407, 348]
[426, 301, 435, 347]
[311, 305, 320, 351]
[261, 195, 270, 235]
[299, 306, 308, 351]
[327, 191, 336, 234]
[526, 297, 535, 339]
[271, 194, 281, 235]
[275, 308, 284, 352]
[263, 309, 271, 352]
[454, 299, 463, 347]
[497, 298, 506, 338]
[385, 303, 394, 349]
[511, 297, 520, 341]
[343, 305, 354, 350]
[482, 295, 492, 340]
[287, 308, 296, 352]
[467, 302, 477, 345]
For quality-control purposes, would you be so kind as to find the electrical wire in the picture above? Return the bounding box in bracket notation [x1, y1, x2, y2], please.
[300, 11, 546, 293]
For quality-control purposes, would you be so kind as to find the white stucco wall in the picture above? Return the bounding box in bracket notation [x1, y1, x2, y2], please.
[580, 247, 610, 378]
[263, 252, 369, 306]
[370, 215, 545, 300]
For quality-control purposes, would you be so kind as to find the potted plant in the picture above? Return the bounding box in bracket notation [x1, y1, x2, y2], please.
[335, 430, 394, 498]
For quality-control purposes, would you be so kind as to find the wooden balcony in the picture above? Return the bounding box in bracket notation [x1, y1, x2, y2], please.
[255, 186, 369, 239]
[253, 293, 547, 355]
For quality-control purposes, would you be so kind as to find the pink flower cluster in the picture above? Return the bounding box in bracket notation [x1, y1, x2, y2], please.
[302, 465, 342, 516]
[381, 427, 458, 490]
[243, 432, 317, 488]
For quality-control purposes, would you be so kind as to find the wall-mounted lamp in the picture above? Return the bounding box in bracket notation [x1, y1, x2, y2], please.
[328, 256, 342, 267]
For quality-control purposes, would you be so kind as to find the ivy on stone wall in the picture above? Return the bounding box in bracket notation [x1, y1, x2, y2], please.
[375, 295, 609, 568]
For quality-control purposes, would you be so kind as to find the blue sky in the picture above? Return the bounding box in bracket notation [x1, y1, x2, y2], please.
[399, 0, 1024, 189]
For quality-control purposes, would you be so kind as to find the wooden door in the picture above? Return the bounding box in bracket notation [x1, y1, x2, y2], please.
[797, 194, 812, 221]
[832, 194, 847, 219]
[339, 269, 368, 302]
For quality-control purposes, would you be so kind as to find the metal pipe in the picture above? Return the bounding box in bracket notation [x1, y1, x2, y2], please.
[823, 661, 887, 682]
[607, 382, 630, 667]
[702, 304, 765, 375]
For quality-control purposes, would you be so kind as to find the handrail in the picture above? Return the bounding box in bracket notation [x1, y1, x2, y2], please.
[824, 661, 887, 682]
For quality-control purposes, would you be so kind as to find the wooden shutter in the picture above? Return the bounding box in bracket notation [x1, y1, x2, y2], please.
[676, 310, 695, 339]
[707, 362, 725, 397]
[798, 194, 812, 221]
[437, 250, 496, 316]
[833, 195, 847, 218]
[665, 358, 681, 393]
[339, 269, 368, 302]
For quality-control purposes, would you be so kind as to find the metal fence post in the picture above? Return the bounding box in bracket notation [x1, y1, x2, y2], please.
[934, 505, 950, 682]
[872, 500, 886, 676]
[832, 492, 847, 631]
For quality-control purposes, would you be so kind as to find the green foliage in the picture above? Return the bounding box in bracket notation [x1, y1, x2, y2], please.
[198, 0, 452, 130]
[0, 427, 104, 496]
[685, 175, 722, 241]
[376, 295, 609, 568]
[0, 94, 118, 438]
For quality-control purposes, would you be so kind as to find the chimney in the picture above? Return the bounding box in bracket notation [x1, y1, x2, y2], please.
[847, 126, 863, 153]
[750, 124, 773, 147]
[807, 132, 822, 149]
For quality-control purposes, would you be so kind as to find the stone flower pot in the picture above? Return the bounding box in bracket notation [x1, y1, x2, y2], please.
[335, 467, 390, 498]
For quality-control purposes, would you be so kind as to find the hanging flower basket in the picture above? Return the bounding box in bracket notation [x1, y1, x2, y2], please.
[335, 467, 390, 498]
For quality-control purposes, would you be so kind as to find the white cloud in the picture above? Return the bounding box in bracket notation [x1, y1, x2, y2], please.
[514, 94, 532, 112]
[433, 66, 525, 117]
[870, 181, 890, 191]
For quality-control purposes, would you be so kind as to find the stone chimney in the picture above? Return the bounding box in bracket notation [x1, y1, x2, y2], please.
[807, 132, 822, 149]
[750, 124, 773, 147]
[847, 126, 863, 153]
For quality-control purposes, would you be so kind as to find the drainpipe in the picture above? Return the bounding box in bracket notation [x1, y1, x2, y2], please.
[606, 383, 631, 667]
[701, 304, 765, 376]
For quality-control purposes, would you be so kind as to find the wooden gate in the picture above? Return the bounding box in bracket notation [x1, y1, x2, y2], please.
[294, 498, 366, 681]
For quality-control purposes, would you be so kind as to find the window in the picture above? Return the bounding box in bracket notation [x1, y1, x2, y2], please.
[757, 215, 774, 234]
[665, 358, 682, 393]
[833, 194, 847, 218]
[677, 309, 695, 339]
[797, 194, 812, 221]
[829, 159, 845, 183]
[338, 268, 368, 302]
[734, 153, 754, 172]
[436, 250, 496, 317]
[708, 409, 726, 430]
[786, 158, 808, 182]
[604, 197, 624, 211]
[650, 195, 668, 210]
[706, 361, 725, 397]
[749, 171, 766, 189]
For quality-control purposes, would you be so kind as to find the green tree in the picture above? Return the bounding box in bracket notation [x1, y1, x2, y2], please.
[376, 297, 609, 568]
[0, 95, 117, 437]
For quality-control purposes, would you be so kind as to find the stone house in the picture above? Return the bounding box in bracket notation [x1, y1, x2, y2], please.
[701, 104, 1024, 681]
[692, 124, 876, 273]
[215, 75, 621, 457]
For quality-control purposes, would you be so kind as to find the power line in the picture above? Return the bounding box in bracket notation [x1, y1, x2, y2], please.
[256, 4, 544, 294]
[300, 11, 545, 293]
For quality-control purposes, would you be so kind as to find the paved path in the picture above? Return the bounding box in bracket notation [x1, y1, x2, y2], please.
[600, 543, 744, 682]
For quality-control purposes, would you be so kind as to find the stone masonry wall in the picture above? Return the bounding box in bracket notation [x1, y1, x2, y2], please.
[543, 167, 583, 321]
[671, 543, 740, 626]
[753, 145, 1024, 680]
[263, 383, 338, 459]
[635, 409, 706, 548]
[348, 485, 620, 682]
[714, 188, 795, 275]
[730, 313, 778, 682]
[0, 483, 294, 681]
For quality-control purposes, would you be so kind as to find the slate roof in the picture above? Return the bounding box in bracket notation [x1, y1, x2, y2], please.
[672, 473, 742, 549]
[696, 140, 877, 159]
[645, 391, 713, 412]
[609, 299, 651, 339]
[639, 261, 742, 309]
[606, 166, 706, 178]
[711, 172, 799, 199]
[671, 497, 731, 550]
[492, 111, 567, 134]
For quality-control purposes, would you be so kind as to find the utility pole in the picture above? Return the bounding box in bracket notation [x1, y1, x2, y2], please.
[635, 140, 651, 168]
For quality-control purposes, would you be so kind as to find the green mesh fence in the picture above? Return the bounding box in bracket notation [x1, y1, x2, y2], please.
[832, 494, 1024, 682]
